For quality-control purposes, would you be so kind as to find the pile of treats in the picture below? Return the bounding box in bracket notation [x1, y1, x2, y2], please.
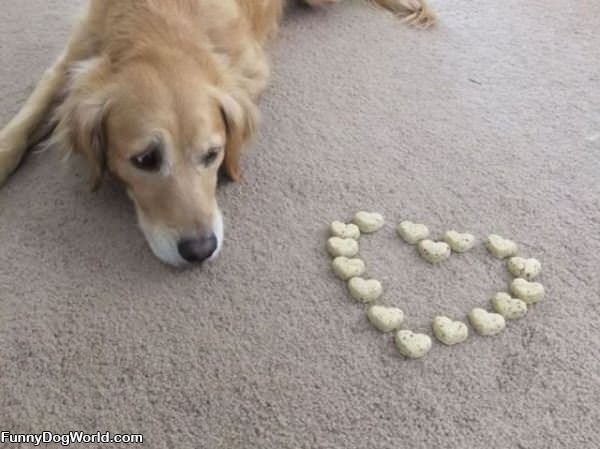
[327, 212, 545, 359]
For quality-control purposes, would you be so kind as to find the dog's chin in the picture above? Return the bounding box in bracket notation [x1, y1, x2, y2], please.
[136, 209, 224, 267]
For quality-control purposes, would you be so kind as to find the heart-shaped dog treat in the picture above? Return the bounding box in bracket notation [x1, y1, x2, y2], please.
[507, 257, 542, 280]
[397, 221, 430, 244]
[444, 230, 476, 253]
[468, 308, 506, 336]
[330, 221, 361, 240]
[417, 240, 451, 264]
[348, 277, 383, 303]
[367, 305, 404, 333]
[353, 211, 385, 233]
[432, 316, 469, 345]
[486, 234, 518, 259]
[492, 292, 528, 320]
[332, 257, 366, 280]
[395, 330, 432, 359]
[327, 237, 359, 258]
[510, 278, 545, 304]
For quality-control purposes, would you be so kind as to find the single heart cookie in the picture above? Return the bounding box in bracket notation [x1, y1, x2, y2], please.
[510, 278, 545, 304]
[332, 257, 366, 280]
[348, 277, 383, 303]
[397, 221, 430, 244]
[432, 316, 469, 345]
[468, 308, 506, 336]
[327, 237, 359, 258]
[395, 330, 432, 359]
[492, 292, 528, 320]
[444, 230, 476, 253]
[367, 305, 404, 333]
[353, 211, 385, 233]
[330, 221, 361, 240]
[486, 234, 518, 258]
[417, 240, 451, 264]
[507, 257, 542, 280]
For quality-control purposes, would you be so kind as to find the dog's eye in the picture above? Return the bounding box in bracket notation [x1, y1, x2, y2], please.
[131, 147, 162, 172]
[201, 148, 221, 167]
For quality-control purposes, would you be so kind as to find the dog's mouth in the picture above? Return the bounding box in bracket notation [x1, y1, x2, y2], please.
[136, 208, 224, 267]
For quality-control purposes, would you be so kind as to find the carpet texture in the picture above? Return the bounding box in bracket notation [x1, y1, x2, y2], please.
[1, 1, 599, 448]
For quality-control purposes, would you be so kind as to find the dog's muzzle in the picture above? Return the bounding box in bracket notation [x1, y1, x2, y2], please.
[137, 208, 224, 267]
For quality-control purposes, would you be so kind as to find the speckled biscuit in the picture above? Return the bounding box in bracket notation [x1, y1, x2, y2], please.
[395, 330, 432, 359]
[348, 277, 383, 303]
[367, 306, 404, 333]
[510, 278, 545, 304]
[486, 234, 518, 258]
[397, 221, 430, 244]
[507, 257, 542, 280]
[330, 221, 361, 240]
[332, 257, 365, 280]
[327, 237, 359, 258]
[432, 316, 469, 345]
[444, 230, 476, 253]
[492, 292, 528, 320]
[468, 308, 506, 336]
[353, 211, 385, 233]
[418, 240, 451, 264]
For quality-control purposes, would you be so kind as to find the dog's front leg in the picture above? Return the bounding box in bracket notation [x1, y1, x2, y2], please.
[0, 55, 70, 185]
[0, 19, 94, 186]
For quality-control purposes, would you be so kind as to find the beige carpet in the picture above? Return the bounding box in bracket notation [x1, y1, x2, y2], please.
[1, 1, 599, 448]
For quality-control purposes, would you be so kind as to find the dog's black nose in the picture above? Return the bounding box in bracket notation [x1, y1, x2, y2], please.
[178, 234, 218, 263]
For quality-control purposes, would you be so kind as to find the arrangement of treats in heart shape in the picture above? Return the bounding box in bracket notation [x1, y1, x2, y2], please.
[327, 212, 546, 359]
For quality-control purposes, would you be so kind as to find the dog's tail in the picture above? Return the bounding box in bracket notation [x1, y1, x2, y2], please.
[368, 0, 436, 27]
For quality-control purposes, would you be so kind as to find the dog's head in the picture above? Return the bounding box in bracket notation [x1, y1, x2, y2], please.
[53, 53, 257, 266]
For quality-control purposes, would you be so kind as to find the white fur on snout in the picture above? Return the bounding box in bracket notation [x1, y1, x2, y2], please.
[135, 203, 225, 267]
[209, 208, 224, 261]
[137, 215, 187, 267]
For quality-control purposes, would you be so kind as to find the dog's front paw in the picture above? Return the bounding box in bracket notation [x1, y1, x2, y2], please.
[0, 130, 28, 186]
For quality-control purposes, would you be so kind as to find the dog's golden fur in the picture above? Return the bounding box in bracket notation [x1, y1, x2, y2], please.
[0, 0, 434, 265]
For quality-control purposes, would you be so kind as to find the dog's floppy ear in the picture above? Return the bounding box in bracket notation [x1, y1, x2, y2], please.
[62, 97, 110, 191]
[52, 57, 112, 191]
[217, 89, 259, 182]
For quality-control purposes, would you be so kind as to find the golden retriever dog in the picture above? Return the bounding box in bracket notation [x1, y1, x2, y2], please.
[0, 0, 434, 266]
